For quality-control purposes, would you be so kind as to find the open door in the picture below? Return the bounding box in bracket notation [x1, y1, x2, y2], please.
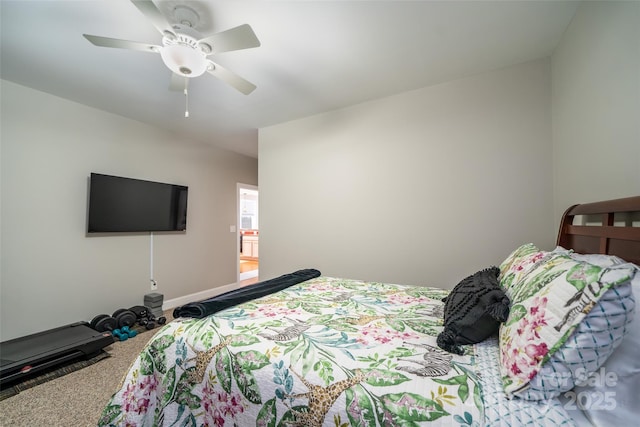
[237, 183, 259, 285]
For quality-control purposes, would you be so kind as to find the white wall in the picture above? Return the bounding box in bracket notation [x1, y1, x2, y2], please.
[0, 80, 258, 341]
[259, 59, 554, 288]
[552, 1, 640, 222]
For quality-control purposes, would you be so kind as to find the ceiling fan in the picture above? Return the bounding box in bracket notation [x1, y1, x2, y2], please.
[83, 0, 260, 101]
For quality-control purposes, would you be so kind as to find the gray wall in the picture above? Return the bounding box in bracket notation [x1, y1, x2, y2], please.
[258, 1, 640, 290]
[551, 1, 640, 223]
[259, 59, 554, 288]
[1, 80, 258, 341]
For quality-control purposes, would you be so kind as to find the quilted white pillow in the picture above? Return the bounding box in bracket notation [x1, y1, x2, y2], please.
[552, 248, 640, 424]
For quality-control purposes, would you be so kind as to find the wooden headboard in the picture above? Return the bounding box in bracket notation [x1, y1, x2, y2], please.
[557, 196, 640, 265]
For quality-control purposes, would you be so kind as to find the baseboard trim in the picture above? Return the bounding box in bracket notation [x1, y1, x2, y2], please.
[239, 269, 259, 280]
[162, 282, 241, 311]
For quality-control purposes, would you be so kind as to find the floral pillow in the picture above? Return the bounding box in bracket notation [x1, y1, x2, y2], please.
[519, 282, 634, 400]
[497, 244, 637, 399]
[498, 243, 545, 292]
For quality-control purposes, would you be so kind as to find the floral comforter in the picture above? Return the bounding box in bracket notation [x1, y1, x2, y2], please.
[98, 276, 483, 426]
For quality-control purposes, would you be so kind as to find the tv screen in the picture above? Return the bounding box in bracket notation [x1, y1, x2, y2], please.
[87, 173, 188, 233]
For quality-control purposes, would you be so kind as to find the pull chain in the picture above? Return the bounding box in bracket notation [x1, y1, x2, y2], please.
[184, 86, 189, 118]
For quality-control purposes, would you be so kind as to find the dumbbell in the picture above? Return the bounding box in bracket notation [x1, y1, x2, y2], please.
[90, 314, 117, 333]
[130, 305, 154, 328]
[90, 309, 137, 338]
[112, 309, 137, 329]
[148, 314, 167, 325]
[113, 326, 138, 340]
[138, 314, 167, 330]
[147, 314, 167, 325]
[128, 305, 148, 320]
[112, 328, 128, 341]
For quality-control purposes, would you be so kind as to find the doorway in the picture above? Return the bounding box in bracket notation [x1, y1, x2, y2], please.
[237, 183, 259, 285]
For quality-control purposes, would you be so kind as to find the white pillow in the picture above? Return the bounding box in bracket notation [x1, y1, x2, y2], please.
[555, 247, 640, 425]
[553, 246, 626, 267]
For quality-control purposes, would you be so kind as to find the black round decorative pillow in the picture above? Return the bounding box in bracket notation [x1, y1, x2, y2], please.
[437, 266, 510, 355]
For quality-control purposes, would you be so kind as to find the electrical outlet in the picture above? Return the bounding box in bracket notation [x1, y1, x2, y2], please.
[150, 279, 158, 290]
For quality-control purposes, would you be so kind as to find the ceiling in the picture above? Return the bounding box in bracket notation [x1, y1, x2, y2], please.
[0, 1, 579, 158]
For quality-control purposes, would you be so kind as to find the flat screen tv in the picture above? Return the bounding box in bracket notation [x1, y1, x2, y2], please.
[87, 173, 188, 233]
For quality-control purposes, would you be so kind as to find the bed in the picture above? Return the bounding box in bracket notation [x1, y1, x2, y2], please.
[98, 196, 640, 427]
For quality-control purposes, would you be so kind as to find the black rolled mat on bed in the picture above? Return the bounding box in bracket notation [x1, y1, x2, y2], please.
[172, 268, 321, 319]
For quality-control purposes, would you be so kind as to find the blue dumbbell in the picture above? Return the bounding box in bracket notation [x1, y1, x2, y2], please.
[122, 325, 138, 338]
[112, 328, 128, 341]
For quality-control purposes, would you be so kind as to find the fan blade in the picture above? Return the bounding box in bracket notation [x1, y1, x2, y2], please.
[83, 34, 160, 53]
[169, 73, 189, 92]
[131, 0, 174, 36]
[198, 24, 261, 54]
[206, 61, 256, 95]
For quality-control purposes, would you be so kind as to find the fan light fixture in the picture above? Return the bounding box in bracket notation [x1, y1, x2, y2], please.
[158, 6, 207, 78]
[160, 43, 207, 77]
[83, 0, 261, 118]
